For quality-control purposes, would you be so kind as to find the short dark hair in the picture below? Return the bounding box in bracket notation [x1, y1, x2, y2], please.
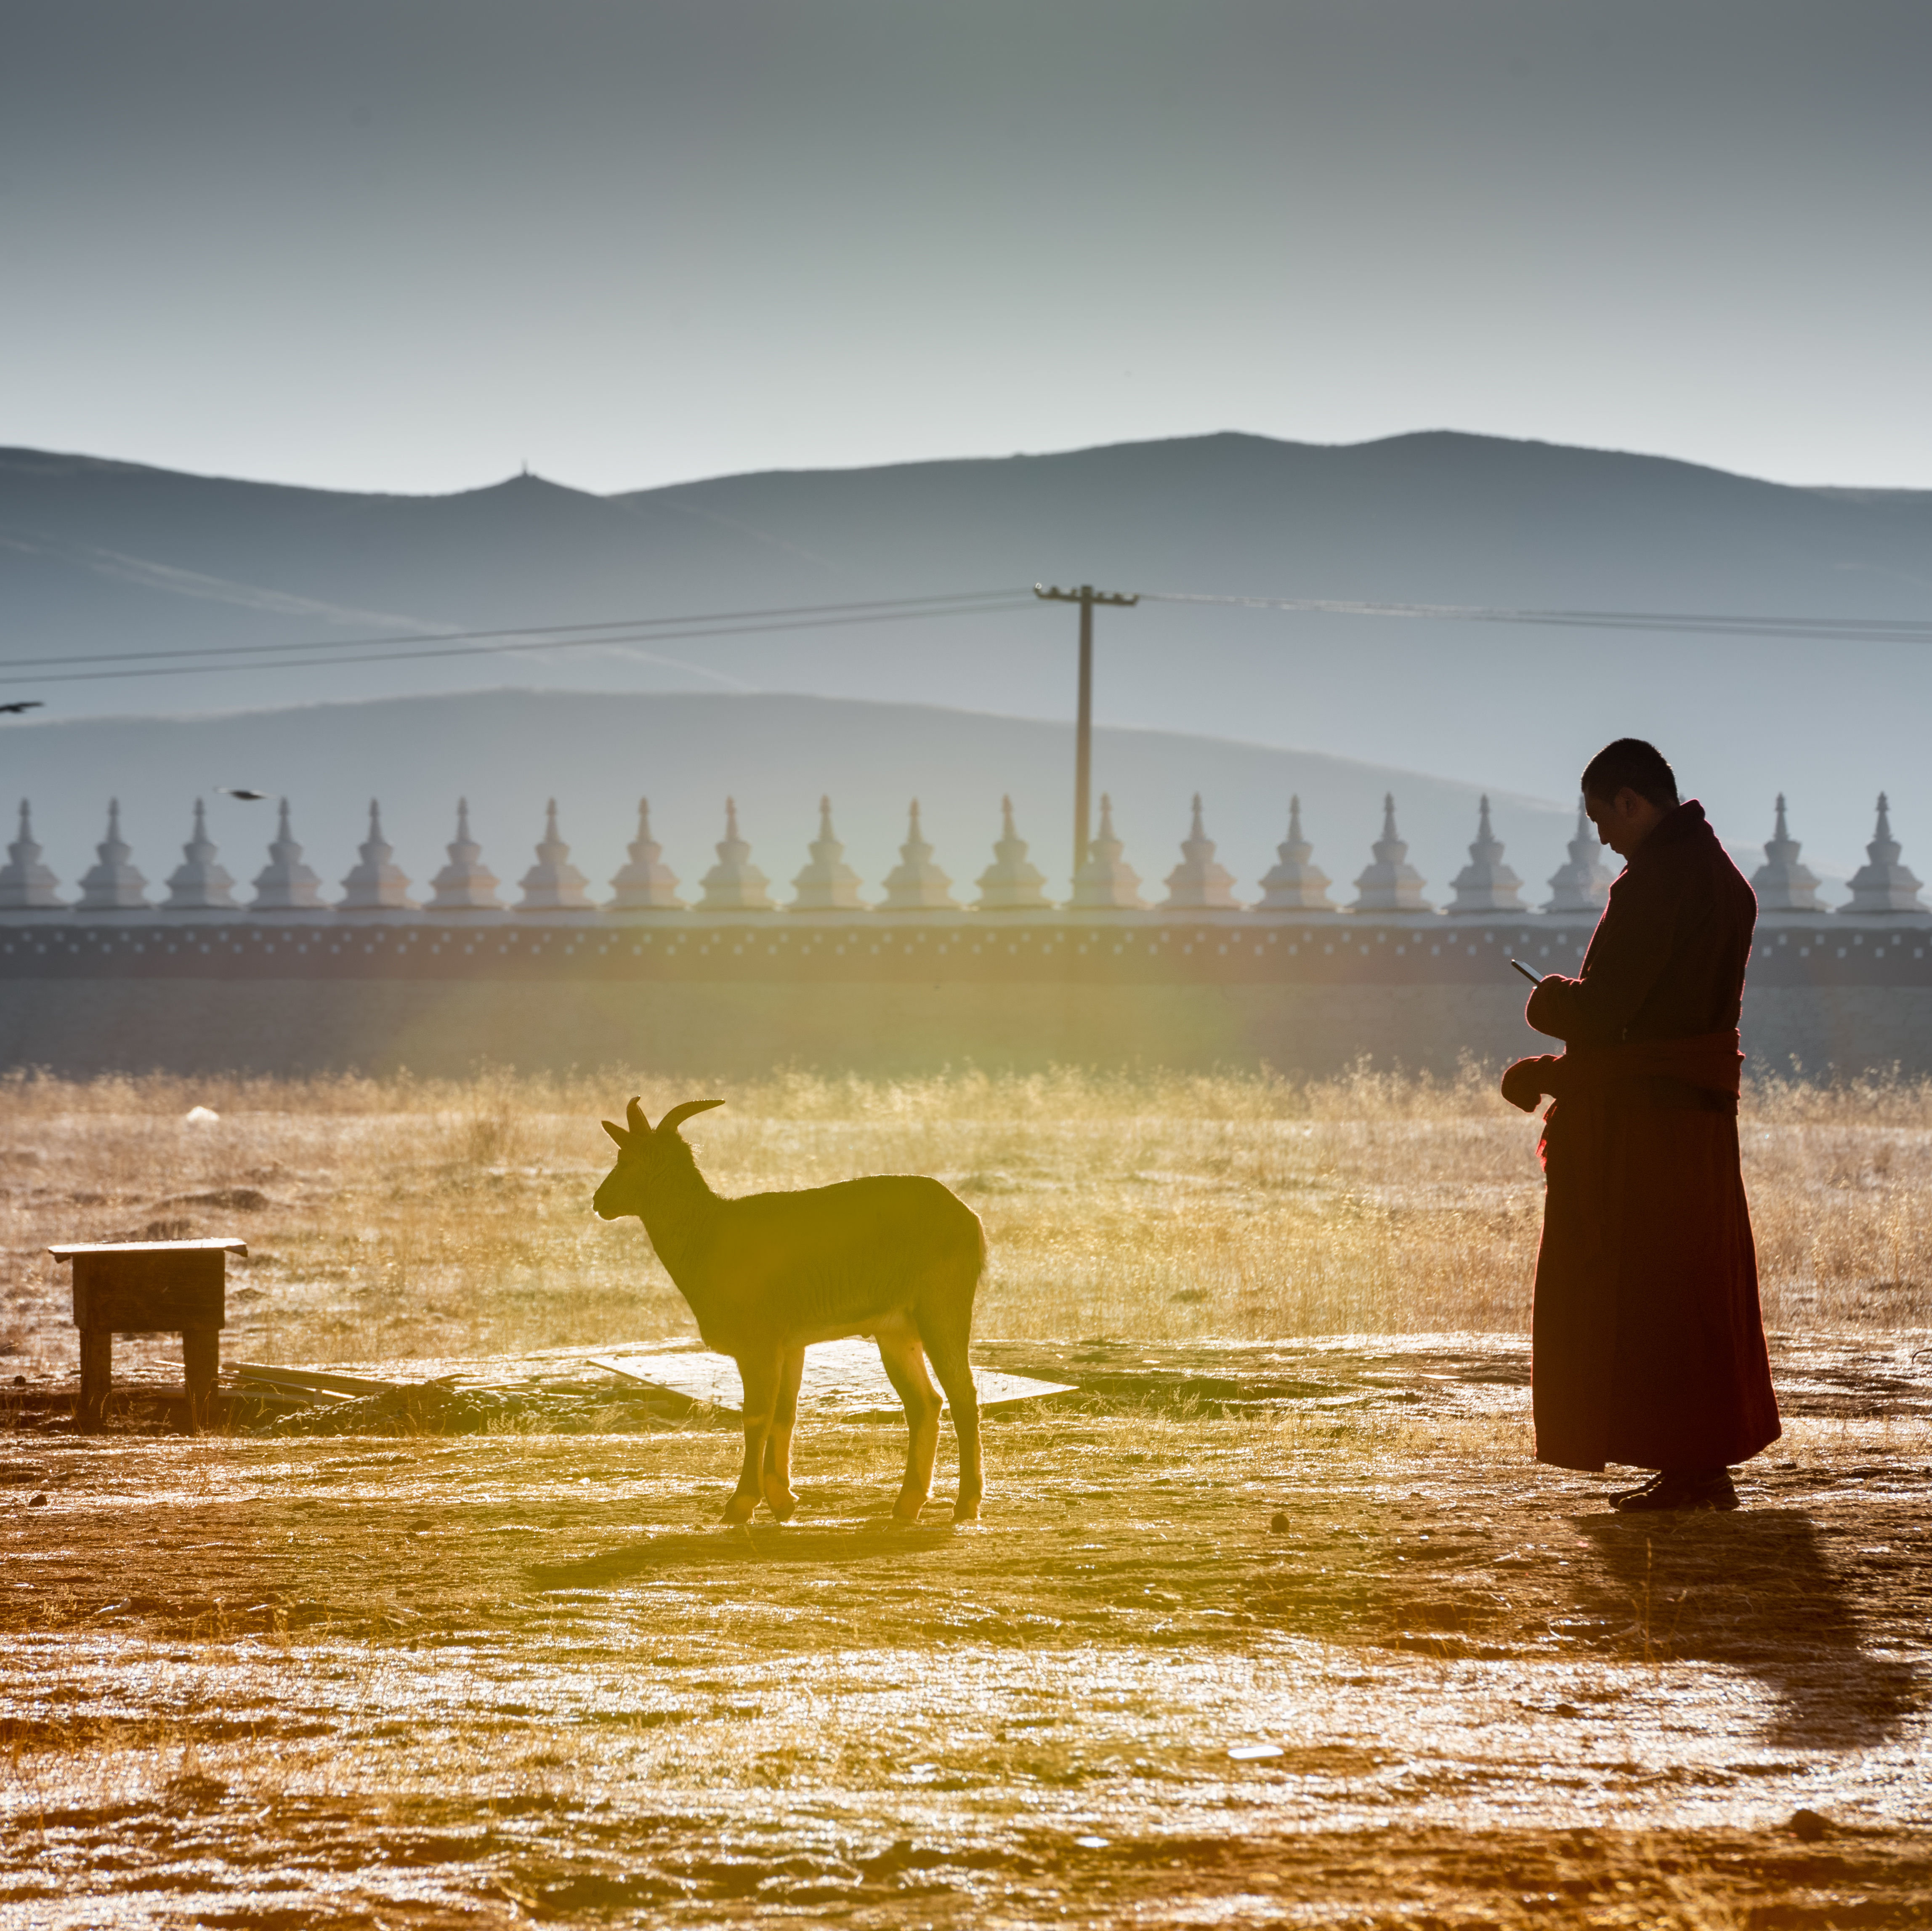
[1581, 738, 1679, 810]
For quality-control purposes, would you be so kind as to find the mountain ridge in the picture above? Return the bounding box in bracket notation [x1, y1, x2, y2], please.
[3, 428, 1928, 875]
[17, 424, 1932, 508]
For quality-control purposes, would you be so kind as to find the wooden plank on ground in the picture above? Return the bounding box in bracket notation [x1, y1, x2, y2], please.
[242, 1343, 691, 1394]
[229, 1362, 405, 1398]
[586, 1337, 1076, 1418]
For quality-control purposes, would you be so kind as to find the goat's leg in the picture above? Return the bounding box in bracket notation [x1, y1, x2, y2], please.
[917, 1293, 982, 1523]
[760, 1345, 804, 1521]
[726, 1350, 779, 1524]
[875, 1321, 942, 1524]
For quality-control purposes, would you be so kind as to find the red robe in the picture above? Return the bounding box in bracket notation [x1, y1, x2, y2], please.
[1504, 800, 1781, 1472]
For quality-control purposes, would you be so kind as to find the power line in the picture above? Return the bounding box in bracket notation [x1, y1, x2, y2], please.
[1139, 589, 1932, 644]
[0, 587, 1035, 676]
[8, 578, 1932, 700]
[13, 599, 1042, 687]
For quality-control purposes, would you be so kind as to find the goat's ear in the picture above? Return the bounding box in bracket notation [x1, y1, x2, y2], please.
[626, 1096, 649, 1134]
[656, 1098, 726, 1136]
[601, 1120, 629, 1148]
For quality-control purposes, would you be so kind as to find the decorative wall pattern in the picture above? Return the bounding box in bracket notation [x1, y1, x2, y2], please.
[0, 789, 1923, 1078]
[2, 789, 1916, 924]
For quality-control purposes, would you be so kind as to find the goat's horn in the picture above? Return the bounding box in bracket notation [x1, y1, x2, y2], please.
[656, 1099, 725, 1135]
[626, 1096, 649, 1133]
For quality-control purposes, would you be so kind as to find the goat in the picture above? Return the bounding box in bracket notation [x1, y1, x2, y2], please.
[593, 1097, 985, 1525]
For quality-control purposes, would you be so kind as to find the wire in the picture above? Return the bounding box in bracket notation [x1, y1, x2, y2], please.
[1139, 589, 1932, 644]
[9, 575, 1932, 694]
[11, 597, 1043, 687]
[0, 586, 1034, 675]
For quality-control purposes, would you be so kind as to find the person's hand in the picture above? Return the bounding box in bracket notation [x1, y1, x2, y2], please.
[1523, 973, 1571, 1035]
[1500, 1058, 1549, 1113]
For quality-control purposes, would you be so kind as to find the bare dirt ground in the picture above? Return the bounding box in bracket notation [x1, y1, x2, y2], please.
[5, 1335, 1930, 1928]
[7, 1071, 1932, 1924]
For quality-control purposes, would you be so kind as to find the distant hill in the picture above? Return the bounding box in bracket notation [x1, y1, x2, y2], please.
[3, 431, 1928, 875]
[0, 689, 1590, 916]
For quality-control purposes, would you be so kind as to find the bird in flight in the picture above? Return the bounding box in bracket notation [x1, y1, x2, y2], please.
[217, 787, 273, 801]
[0, 700, 44, 715]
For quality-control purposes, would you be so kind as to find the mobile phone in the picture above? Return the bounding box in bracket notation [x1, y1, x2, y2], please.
[1509, 959, 1543, 986]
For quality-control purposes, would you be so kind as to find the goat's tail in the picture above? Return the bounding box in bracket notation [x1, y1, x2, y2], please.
[954, 1201, 988, 1319]
[914, 1193, 985, 1338]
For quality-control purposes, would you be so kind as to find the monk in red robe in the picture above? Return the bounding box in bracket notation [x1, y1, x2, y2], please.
[1501, 738, 1780, 1511]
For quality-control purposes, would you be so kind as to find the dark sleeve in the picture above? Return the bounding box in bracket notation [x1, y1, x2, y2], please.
[1524, 873, 1680, 1045]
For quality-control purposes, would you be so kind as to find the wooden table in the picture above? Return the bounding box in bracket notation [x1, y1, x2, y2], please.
[46, 1237, 247, 1431]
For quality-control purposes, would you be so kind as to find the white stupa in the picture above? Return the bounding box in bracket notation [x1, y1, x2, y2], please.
[697, 799, 775, 911]
[1446, 795, 1525, 914]
[250, 799, 328, 913]
[1160, 795, 1240, 911]
[1253, 797, 1334, 912]
[515, 800, 595, 914]
[975, 795, 1052, 910]
[878, 801, 959, 911]
[1351, 794, 1429, 912]
[338, 800, 417, 913]
[1841, 793, 1926, 915]
[1068, 794, 1145, 910]
[162, 798, 239, 912]
[789, 797, 867, 911]
[75, 800, 151, 913]
[427, 799, 503, 912]
[0, 801, 64, 910]
[608, 799, 685, 911]
[1544, 798, 1614, 914]
[1752, 795, 1825, 913]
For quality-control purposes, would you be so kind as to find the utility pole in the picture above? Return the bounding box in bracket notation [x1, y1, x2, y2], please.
[1034, 582, 1139, 880]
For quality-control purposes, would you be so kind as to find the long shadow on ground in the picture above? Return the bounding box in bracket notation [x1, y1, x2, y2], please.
[527, 1523, 959, 1587]
[1571, 1508, 1918, 1748]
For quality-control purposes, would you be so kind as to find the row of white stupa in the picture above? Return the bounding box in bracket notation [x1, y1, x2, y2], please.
[0, 789, 1919, 917]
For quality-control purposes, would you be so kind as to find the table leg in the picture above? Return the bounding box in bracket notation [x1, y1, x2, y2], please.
[79, 1328, 112, 1432]
[183, 1327, 220, 1433]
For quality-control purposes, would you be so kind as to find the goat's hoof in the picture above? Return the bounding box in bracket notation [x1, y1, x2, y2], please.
[952, 1498, 983, 1524]
[721, 1493, 759, 1525]
[890, 1494, 927, 1526]
[764, 1489, 799, 1522]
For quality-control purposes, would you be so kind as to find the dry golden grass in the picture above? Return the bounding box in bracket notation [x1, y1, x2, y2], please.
[3, 1064, 1930, 1370]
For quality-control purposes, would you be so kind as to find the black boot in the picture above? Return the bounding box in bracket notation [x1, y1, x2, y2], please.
[1616, 1466, 1738, 1513]
[1607, 1470, 1667, 1506]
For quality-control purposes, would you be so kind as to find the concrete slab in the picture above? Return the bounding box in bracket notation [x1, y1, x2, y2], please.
[586, 1335, 1076, 1418]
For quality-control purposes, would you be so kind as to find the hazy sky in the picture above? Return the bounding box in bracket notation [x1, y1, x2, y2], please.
[5, 1, 1931, 495]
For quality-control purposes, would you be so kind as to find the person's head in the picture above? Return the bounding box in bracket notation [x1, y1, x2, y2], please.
[1580, 738, 1679, 858]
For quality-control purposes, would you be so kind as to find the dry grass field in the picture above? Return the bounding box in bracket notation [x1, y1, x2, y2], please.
[4, 1061, 1932, 1368]
[3, 1068, 1931, 1927]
